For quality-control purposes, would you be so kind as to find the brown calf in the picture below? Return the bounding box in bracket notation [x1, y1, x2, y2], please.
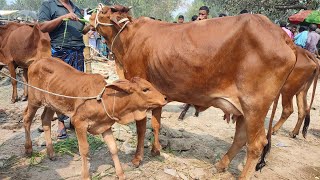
[23, 57, 167, 179]
[0, 22, 51, 103]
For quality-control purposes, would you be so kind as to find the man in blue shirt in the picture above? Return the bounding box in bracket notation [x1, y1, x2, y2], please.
[38, 0, 90, 138]
[294, 26, 308, 48]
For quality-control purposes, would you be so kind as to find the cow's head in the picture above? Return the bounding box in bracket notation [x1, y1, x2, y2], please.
[89, 4, 133, 37]
[106, 77, 167, 121]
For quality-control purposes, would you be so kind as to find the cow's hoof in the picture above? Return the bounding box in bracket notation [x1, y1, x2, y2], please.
[272, 130, 278, 135]
[11, 98, 18, 104]
[48, 155, 56, 161]
[289, 132, 297, 138]
[21, 96, 28, 101]
[131, 158, 142, 168]
[117, 174, 126, 180]
[25, 149, 33, 157]
[151, 149, 160, 157]
[212, 164, 226, 174]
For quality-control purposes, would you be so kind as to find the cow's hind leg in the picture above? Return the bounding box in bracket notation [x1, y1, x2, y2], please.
[272, 95, 294, 134]
[41, 107, 55, 160]
[103, 129, 125, 180]
[290, 90, 308, 138]
[240, 113, 268, 179]
[132, 117, 146, 167]
[8, 62, 18, 103]
[23, 105, 39, 156]
[22, 68, 28, 101]
[213, 116, 246, 173]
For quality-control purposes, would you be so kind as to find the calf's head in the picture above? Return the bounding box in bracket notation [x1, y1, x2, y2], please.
[106, 77, 167, 121]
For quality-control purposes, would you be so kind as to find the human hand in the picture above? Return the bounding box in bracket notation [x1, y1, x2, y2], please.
[61, 12, 79, 21]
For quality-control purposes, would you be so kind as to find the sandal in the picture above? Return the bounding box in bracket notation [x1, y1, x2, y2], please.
[57, 128, 68, 139]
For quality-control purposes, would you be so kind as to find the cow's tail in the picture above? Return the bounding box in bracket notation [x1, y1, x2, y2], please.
[256, 35, 298, 171]
[302, 56, 319, 138]
[255, 93, 280, 171]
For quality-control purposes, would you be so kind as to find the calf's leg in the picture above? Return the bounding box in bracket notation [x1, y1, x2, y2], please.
[22, 68, 28, 101]
[103, 129, 125, 180]
[75, 123, 90, 180]
[213, 116, 246, 173]
[151, 107, 162, 156]
[23, 105, 39, 156]
[8, 62, 17, 103]
[132, 118, 146, 167]
[41, 107, 55, 160]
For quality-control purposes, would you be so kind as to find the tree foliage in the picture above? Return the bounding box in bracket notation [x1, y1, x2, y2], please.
[185, 0, 320, 21]
[5, 0, 183, 21]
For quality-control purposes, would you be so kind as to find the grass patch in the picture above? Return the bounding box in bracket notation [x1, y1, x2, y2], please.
[28, 151, 46, 166]
[53, 134, 105, 156]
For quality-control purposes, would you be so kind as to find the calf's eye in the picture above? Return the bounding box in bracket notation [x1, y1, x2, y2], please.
[143, 88, 149, 92]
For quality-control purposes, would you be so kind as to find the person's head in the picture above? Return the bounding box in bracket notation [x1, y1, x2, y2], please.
[173, 21, 177, 23]
[158, 19, 162, 21]
[299, 26, 306, 33]
[309, 24, 317, 31]
[198, 6, 209, 20]
[279, 21, 287, 28]
[191, 15, 198, 21]
[149, 17, 156, 20]
[80, 9, 84, 16]
[239, 9, 248, 14]
[218, 13, 227, 17]
[291, 25, 297, 32]
[178, 15, 184, 23]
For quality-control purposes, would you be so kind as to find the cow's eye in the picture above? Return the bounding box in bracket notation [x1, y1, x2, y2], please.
[143, 88, 149, 92]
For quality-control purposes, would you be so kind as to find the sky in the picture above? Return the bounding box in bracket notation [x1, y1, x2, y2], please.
[172, 0, 194, 17]
[5, 0, 14, 4]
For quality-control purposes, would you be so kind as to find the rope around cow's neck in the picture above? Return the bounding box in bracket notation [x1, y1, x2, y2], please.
[0, 71, 118, 120]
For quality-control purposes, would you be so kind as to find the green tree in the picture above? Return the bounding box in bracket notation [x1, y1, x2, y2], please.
[0, 0, 8, 9]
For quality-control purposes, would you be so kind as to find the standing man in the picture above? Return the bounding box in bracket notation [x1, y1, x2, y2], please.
[280, 21, 294, 39]
[198, 6, 209, 20]
[38, 0, 90, 139]
[306, 24, 320, 55]
[178, 15, 184, 23]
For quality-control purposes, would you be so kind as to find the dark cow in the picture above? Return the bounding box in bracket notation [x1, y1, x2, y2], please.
[90, 4, 297, 179]
[24, 57, 167, 179]
[0, 22, 51, 103]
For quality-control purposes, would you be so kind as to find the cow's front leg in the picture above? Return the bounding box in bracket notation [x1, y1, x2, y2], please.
[213, 116, 246, 173]
[74, 122, 90, 180]
[132, 117, 146, 167]
[8, 62, 17, 103]
[151, 107, 162, 156]
[103, 129, 125, 180]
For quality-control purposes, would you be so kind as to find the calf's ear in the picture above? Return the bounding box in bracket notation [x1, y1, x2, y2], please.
[106, 80, 133, 94]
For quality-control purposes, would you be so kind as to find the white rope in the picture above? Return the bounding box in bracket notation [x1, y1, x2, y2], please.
[0, 71, 117, 120]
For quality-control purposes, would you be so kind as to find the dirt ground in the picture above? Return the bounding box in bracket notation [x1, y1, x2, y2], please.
[0, 60, 319, 180]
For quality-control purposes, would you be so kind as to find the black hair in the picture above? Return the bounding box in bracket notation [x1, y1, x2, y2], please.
[158, 19, 162, 21]
[149, 17, 156, 20]
[219, 13, 227, 17]
[199, 6, 209, 14]
[191, 15, 198, 21]
[173, 21, 177, 23]
[299, 26, 306, 33]
[279, 21, 287, 28]
[240, 9, 248, 14]
[178, 15, 184, 19]
[309, 24, 317, 31]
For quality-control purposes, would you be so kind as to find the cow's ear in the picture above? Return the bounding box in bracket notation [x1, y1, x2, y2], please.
[106, 80, 133, 94]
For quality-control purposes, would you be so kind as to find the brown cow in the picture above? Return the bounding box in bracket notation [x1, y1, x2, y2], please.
[180, 47, 319, 140]
[0, 22, 51, 103]
[90, 4, 297, 179]
[24, 57, 167, 179]
[272, 47, 319, 138]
